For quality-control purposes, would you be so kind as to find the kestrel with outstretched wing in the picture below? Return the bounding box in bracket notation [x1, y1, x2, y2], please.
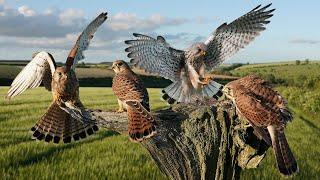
[6, 12, 108, 143]
[112, 60, 156, 142]
[222, 74, 298, 176]
[125, 4, 274, 104]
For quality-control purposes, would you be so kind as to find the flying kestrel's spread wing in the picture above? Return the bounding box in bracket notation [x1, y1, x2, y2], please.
[66, 12, 108, 70]
[6, 51, 56, 99]
[125, 33, 185, 82]
[204, 4, 274, 69]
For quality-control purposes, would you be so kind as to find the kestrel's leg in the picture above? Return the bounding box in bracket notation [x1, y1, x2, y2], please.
[199, 75, 213, 86]
[117, 99, 125, 113]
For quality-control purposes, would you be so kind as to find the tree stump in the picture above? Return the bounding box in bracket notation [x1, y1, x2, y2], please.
[90, 100, 269, 180]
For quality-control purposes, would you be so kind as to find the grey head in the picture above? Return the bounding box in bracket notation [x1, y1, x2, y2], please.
[185, 42, 207, 63]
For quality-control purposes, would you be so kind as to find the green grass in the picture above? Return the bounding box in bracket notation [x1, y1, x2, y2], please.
[0, 87, 319, 179]
[231, 63, 320, 80]
[0, 87, 167, 180]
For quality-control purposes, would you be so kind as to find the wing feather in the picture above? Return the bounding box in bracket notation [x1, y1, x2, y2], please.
[6, 51, 56, 99]
[66, 12, 108, 70]
[125, 33, 185, 82]
[204, 4, 274, 69]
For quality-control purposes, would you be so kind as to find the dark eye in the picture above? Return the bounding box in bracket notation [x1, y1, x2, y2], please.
[118, 62, 123, 66]
[58, 72, 62, 76]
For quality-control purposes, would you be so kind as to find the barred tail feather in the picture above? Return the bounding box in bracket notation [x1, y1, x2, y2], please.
[162, 80, 223, 104]
[31, 102, 99, 144]
[268, 126, 298, 176]
[202, 80, 223, 100]
[125, 100, 157, 142]
[161, 82, 183, 104]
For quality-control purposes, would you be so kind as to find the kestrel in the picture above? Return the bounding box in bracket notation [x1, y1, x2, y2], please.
[125, 4, 274, 104]
[112, 60, 156, 142]
[6, 12, 108, 143]
[222, 74, 298, 176]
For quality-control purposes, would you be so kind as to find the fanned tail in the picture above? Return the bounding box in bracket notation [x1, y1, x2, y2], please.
[202, 80, 223, 100]
[31, 102, 99, 144]
[268, 126, 298, 176]
[162, 80, 223, 104]
[125, 100, 157, 142]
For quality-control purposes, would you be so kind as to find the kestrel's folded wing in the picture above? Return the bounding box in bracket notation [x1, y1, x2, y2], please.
[234, 90, 276, 145]
[6, 51, 56, 99]
[125, 33, 185, 82]
[66, 12, 108, 70]
[204, 4, 274, 69]
[239, 75, 292, 122]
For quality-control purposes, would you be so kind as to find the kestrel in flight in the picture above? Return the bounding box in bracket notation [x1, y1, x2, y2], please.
[125, 4, 274, 104]
[6, 12, 108, 143]
[222, 74, 298, 176]
[112, 60, 156, 142]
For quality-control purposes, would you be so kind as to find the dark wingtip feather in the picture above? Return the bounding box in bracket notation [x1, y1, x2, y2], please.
[37, 133, 45, 140]
[133, 33, 141, 37]
[129, 59, 135, 64]
[167, 98, 176, 105]
[264, 3, 272, 9]
[79, 131, 87, 139]
[93, 125, 99, 131]
[53, 136, 60, 144]
[252, 4, 262, 12]
[124, 47, 130, 52]
[45, 134, 53, 142]
[127, 52, 134, 58]
[73, 134, 80, 141]
[124, 40, 132, 45]
[63, 136, 72, 143]
[157, 36, 166, 42]
[87, 128, 94, 135]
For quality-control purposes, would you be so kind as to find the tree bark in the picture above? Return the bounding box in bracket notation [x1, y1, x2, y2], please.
[90, 100, 269, 180]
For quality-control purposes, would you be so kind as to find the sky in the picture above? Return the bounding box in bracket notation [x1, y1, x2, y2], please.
[0, 0, 319, 63]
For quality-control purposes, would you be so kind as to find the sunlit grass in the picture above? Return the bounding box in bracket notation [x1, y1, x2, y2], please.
[0, 87, 319, 179]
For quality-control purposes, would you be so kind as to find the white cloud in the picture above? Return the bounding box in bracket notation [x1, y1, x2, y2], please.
[18, 5, 36, 17]
[108, 12, 188, 31]
[290, 39, 320, 45]
[0, 4, 203, 61]
[59, 8, 84, 26]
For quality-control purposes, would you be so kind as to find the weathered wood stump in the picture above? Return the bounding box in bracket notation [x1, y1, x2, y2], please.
[90, 100, 269, 180]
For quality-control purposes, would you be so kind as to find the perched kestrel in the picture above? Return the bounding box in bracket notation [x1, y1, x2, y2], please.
[125, 4, 274, 104]
[6, 12, 108, 143]
[111, 60, 156, 142]
[222, 74, 298, 176]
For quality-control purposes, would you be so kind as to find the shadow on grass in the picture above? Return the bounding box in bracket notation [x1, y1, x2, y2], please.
[1, 99, 52, 106]
[6, 131, 119, 169]
[0, 138, 33, 149]
[299, 116, 320, 134]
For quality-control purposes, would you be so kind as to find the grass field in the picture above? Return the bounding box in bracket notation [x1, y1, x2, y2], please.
[0, 86, 319, 179]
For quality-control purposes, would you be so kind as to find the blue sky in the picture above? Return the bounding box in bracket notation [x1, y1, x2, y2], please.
[0, 0, 319, 63]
